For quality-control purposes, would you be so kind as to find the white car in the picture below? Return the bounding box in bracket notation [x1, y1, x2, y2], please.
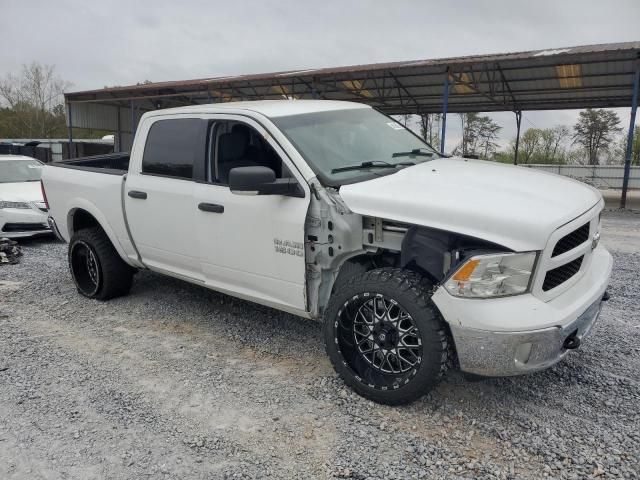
[42, 100, 612, 405]
[0, 155, 51, 238]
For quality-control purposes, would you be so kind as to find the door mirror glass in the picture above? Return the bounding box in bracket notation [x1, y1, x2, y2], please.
[229, 166, 304, 198]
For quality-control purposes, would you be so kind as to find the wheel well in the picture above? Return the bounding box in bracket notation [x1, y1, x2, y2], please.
[70, 209, 101, 235]
[400, 226, 510, 283]
[333, 252, 401, 290]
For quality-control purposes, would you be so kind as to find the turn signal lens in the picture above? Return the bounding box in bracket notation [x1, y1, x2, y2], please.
[452, 259, 480, 281]
[444, 252, 537, 298]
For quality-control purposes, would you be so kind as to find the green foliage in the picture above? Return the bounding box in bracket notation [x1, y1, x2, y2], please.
[572, 108, 622, 165]
[455, 113, 501, 159]
[509, 125, 571, 165]
[0, 62, 107, 140]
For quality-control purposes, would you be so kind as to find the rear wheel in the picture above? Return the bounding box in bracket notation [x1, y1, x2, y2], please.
[324, 268, 448, 405]
[69, 227, 134, 300]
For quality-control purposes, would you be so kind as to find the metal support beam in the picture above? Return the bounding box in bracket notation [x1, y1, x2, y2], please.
[450, 70, 513, 112]
[67, 103, 74, 159]
[129, 100, 138, 152]
[514, 110, 522, 165]
[388, 71, 420, 111]
[621, 61, 639, 209]
[116, 106, 122, 151]
[440, 70, 450, 154]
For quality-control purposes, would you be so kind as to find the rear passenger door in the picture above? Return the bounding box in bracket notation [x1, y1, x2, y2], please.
[125, 117, 207, 281]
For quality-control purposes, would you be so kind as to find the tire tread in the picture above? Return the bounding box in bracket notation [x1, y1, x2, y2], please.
[69, 227, 134, 300]
[324, 267, 449, 405]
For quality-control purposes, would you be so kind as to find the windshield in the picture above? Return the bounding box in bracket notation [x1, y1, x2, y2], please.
[272, 108, 441, 186]
[0, 159, 44, 183]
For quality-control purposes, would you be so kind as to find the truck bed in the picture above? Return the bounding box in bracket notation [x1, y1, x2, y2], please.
[42, 154, 137, 263]
[52, 153, 130, 175]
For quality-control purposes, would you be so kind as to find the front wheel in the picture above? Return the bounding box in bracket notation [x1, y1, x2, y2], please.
[324, 268, 449, 405]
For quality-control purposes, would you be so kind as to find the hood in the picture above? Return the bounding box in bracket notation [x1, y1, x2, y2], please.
[0, 181, 44, 203]
[339, 158, 601, 251]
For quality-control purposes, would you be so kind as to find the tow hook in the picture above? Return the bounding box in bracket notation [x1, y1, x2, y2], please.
[563, 332, 581, 350]
[602, 291, 610, 302]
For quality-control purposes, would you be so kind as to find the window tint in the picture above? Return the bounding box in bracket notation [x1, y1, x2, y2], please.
[211, 122, 285, 185]
[142, 119, 203, 179]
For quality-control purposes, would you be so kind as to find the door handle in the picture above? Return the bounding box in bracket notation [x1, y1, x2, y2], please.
[198, 203, 224, 213]
[128, 190, 147, 199]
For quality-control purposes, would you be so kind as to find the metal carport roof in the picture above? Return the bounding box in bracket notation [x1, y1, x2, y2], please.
[64, 41, 640, 207]
[66, 41, 640, 114]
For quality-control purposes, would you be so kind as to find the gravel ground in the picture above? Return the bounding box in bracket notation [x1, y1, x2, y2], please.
[0, 210, 639, 480]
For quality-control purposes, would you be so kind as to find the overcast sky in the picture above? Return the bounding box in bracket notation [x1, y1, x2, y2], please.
[1, 0, 639, 149]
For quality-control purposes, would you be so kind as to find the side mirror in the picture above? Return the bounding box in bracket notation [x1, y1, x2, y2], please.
[229, 166, 304, 198]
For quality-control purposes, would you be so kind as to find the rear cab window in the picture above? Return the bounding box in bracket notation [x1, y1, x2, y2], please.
[141, 119, 206, 180]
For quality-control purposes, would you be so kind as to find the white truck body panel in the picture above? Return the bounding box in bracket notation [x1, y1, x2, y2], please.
[340, 157, 602, 252]
[43, 166, 138, 263]
[41, 100, 612, 380]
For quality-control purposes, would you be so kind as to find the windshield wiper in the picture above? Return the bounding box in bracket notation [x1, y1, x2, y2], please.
[331, 160, 399, 174]
[392, 148, 434, 159]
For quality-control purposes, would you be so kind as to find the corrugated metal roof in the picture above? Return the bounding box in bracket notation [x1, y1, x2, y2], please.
[65, 41, 640, 115]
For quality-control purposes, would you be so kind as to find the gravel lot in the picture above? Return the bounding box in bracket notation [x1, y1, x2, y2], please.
[1, 210, 639, 480]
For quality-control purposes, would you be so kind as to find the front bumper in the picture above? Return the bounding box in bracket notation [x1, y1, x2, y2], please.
[0, 208, 51, 239]
[432, 246, 613, 376]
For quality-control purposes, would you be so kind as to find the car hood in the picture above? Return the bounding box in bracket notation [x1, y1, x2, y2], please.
[0, 181, 44, 203]
[339, 157, 602, 251]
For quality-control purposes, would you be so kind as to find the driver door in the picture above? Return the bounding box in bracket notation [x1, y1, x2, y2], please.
[193, 115, 310, 313]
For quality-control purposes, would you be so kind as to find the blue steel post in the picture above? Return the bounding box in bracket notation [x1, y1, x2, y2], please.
[621, 61, 639, 209]
[67, 103, 74, 159]
[440, 70, 450, 154]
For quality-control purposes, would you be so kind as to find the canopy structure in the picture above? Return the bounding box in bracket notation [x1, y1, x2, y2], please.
[65, 41, 640, 207]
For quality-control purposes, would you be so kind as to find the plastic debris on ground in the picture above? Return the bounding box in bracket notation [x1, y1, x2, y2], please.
[0, 238, 22, 265]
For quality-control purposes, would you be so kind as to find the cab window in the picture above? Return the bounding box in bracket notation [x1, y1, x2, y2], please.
[142, 119, 204, 179]
[208, 122, 287, 185]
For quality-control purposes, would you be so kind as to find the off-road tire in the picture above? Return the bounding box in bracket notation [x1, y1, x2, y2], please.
[68, 227, 134, 300]
[324, 267, 448, 405]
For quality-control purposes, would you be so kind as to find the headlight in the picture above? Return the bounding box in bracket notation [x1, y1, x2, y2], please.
[0, 201, 30, 209]
[444, 252, 537, 298]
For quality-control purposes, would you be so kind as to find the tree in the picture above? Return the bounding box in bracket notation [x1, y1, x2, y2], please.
[456, 113, 501, 158]
[535, 125, 570, 164]
[476, 116, 502, 159]
[550, 125, 570, 163]
[0, 62, 71, 138]
[517, 128, 541, 164]
[399, 114, 412, 127]
[418, 113, 440, 149]
[573, 109, 622, 165]
[610, 126, 640, 166]
[457, 113, 480, 156]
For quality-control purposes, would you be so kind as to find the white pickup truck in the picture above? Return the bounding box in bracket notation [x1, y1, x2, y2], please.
[42, 100, 612, 405]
